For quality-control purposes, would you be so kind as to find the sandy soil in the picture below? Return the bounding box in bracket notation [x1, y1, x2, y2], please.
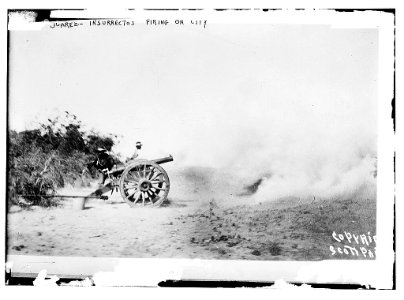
[7, 168, 377, 261]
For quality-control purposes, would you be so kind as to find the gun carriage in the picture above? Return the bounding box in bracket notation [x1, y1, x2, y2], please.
[105, 155, 173, 207]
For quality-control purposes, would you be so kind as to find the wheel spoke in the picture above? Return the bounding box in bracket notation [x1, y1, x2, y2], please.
[124, 185, 138, 192]
[124, 181, 138, 187]
[148, 190, 157, 200]
[150, 180, 163, 185]
[143, 164, 147, 178]
[133, 169, 144, 180]
[147, 169, 155, 180]
[133, 191, 141, 204]
[150, 190, 157, 199]
[125, 178, 138, 184]
[133, 168, 141, 179]
[152, 186, 166, 191]
[125, 182, 137, 188]
[149, 190, 160, 200]
[124, 184, 138, 190]
[124, 181, 139, 187]
[127, 188, 137, 197]
[145, 191, 152, 202]
[124, 186, 138, 193]
[149, 171, 162, 181]
[152, 189, 160, 195]
[127, 171, 139, 180]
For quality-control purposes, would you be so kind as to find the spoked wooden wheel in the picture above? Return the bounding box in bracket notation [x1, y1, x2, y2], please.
[119, 160, 170, 207]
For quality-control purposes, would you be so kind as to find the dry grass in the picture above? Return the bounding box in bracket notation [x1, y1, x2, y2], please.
[9, 149, 90, 207]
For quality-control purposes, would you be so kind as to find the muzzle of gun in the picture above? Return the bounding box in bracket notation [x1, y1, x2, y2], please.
[151, 155, 174, 165]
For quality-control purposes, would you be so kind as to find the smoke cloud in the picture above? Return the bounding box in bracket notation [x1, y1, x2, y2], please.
[9, 24, 378, 202]
[167, 88, 377, 202]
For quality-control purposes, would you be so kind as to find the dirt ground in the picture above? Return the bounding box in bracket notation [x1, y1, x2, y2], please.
[7, 168, 377, 261]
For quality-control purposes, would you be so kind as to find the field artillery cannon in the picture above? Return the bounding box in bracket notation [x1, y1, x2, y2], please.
[16, 155, 173, 208]
[106, 155, 173, 207]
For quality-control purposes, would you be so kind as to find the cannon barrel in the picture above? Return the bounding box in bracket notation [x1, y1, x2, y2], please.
[152, 155, 174, 165]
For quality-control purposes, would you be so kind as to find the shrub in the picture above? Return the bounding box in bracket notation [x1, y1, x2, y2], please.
[8, 112, 119, 207]
[8, 148, 89, 207]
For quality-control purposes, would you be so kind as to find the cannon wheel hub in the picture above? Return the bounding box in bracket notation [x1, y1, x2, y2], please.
[139, 179, 152, 192]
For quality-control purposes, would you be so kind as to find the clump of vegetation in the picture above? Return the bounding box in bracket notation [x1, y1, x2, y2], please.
[8, 111, 119, 207]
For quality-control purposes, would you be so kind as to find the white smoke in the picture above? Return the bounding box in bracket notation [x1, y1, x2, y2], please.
[251, 154, 376, 202]
[163, 83, 377, 201]
[9, 24, 378, 202]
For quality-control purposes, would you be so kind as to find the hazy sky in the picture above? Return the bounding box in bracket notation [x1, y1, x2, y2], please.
[9, 22, 378, 182]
